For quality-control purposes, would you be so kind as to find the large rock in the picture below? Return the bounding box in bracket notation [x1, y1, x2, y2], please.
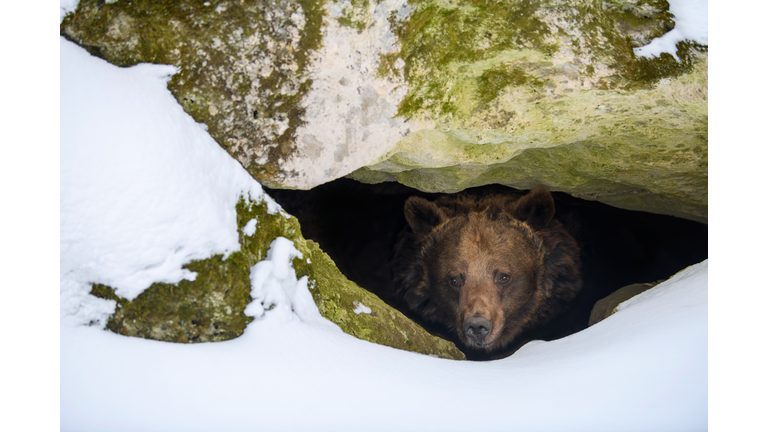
[349, 0, 707, 223]
[91, 196, 465, 360]
[60, 0, 410, 189]
[61, 0, 707, 222]
[588, 281, 660, 326]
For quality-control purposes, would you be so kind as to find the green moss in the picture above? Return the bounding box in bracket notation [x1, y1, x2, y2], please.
[618, 41, 707, 89]
[388, 0, 556, 119]
[335, 0, 372, 32]
[477, 65, 543, 103]
[376, 51, 401, 78]
[382, 0, 706, 122]
[574, 0, 701, 89]
[603, 0, 674, 44]
[297, 239, 463, 358]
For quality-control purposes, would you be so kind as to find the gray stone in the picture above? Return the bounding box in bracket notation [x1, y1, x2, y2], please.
[61, 0, 707, 222]
[588, 281, 661, 326]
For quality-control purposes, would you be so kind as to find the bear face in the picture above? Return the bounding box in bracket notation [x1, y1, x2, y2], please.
[391, 189, 582, 359]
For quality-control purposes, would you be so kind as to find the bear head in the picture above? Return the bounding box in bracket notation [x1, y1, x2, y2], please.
[393, 189, 582, 357]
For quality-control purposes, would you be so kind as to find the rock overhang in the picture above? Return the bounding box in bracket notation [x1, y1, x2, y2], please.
[60, 0, 707, 222]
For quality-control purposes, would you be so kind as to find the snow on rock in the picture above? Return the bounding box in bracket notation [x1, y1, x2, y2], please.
[60, 0, 79, 22]
[245, 237, 336, 329]
[634, 0, 708, 60]
[353, 301, 372, 315]
[60, 36, 269, 314]
[242, 218, 258, 236]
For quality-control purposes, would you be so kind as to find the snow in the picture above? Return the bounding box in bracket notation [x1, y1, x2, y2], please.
[60, 38, 272, 307]
[353, 301, 372, 315]
[242, 218, 258, 236]
[60, 0, 79, 22]
[244, 237, 334, 329]
[634, 0, 708, 60]
[59, 37, 708, 431]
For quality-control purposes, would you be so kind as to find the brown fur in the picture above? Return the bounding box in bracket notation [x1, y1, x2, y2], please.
[391, 189, 582, 359]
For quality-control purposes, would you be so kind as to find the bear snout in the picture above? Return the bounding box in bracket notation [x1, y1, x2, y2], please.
[463, 315, 493, 345]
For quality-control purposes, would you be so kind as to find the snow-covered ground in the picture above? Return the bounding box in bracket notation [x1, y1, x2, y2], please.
[57, 26, 712, 432]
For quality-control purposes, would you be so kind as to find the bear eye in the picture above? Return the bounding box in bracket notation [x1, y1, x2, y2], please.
[497, 273, 511, 284]
[448, 276, 461, 288]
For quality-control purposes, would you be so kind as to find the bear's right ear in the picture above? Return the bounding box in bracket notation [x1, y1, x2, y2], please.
[508, 189, 555, 230]
[404, 196, 444, 235]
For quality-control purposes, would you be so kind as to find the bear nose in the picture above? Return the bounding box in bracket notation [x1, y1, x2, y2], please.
[463, 316, 492, 342]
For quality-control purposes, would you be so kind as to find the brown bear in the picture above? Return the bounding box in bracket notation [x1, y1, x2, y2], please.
[391, 189, 582, 360]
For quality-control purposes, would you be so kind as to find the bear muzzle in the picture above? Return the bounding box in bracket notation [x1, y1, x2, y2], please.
[462, 315, 493, 346]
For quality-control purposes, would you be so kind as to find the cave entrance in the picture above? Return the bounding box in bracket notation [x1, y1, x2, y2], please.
[264, 178, 708, 350]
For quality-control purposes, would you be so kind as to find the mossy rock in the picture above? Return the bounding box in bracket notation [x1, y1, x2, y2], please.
[61, 0, 707, 222]
[588, 281, 660, 326]
[91, 196, 465, 360]
[353, 0, 708, 222]
[60, 0, 326, 186]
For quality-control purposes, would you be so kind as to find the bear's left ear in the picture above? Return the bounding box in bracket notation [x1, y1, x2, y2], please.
[509, 189, 555, 230]
[404, 196, 444, 235]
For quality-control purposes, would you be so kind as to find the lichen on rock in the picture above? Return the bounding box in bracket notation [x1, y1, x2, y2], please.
[60, 0, 417, 190]
[60, 0, 707, 221]
[283, 0, 421, 188]
[61, 0, 326, 184]
[91, 195, 465, 360]
[353, 0, 708, 222]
